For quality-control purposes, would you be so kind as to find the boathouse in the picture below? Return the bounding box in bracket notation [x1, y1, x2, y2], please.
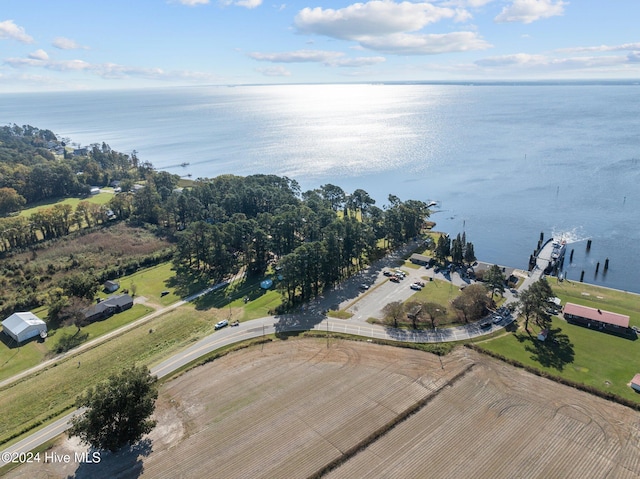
[562, 302, 630, 334]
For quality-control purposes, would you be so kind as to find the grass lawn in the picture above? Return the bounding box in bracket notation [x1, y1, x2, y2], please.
[478, 316, 640, 404]
[409, 278, 462, 318]
[550, 278, 640, 326]
[192, 274, 283, 321]
[18, 192, 113, 218]
[0, 304, 154, 383]
[116, 262, 181, 306]
[0, 305, 225, 446]
[327, 310, 353, 319]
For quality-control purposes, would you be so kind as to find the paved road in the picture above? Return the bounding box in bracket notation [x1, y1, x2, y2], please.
[0, 241, 525, 466]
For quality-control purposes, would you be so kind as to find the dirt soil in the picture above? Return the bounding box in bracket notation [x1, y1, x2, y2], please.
[7, 339, 640, 479]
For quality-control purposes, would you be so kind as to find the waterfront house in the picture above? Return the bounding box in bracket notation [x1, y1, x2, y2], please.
[562, 302, 630, 334]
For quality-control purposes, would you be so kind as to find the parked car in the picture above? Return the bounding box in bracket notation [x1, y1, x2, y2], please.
[215, 319, 229, 330]
[410, 283, 422, 291]
[390, 276, 400, 283]
[359, 284, 370, 290]
[415, 281, 425, 287]
[383, 270, 393, 277]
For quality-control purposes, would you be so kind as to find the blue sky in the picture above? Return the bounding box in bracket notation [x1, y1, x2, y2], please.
[1, 0, 639, 91]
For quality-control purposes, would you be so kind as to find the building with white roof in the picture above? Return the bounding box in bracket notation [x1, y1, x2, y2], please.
[2, 312, 47, 343]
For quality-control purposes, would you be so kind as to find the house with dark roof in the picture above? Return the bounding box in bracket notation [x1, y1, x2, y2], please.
[103, 280, 120, 293]
[562, 302, 631, 335]
[84, 294, 133, 323]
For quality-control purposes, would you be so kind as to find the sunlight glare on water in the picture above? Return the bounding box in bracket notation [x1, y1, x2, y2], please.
[236, 84, 446, 179]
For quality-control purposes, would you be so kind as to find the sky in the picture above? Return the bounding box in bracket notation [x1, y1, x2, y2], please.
[1, 0, 640, 91]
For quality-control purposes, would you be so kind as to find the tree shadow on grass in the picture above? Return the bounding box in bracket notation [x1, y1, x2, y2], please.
[189, 276, 269, 311]
[70, 438, 152, 479]
[521, 328, 575, 371]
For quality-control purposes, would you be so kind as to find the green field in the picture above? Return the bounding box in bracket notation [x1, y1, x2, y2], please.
[0, 261, 180, 382]
[18, 191, 114, 218]
[0, 305, 224, 446]
[549, 278, 640, 325]
[114, 262, 182, 306]
[0, 304, 153, 382]
[190, 274, 283, 321]
[477, 279, 640, 403]
[479, 316, 640, 403]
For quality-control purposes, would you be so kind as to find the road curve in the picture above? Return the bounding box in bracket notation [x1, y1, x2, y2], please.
[0, 241, 521, 466]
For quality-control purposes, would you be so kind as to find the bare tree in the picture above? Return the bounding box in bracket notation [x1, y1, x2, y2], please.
[422, 302, 447, 330]
[383, 301, 405, 328]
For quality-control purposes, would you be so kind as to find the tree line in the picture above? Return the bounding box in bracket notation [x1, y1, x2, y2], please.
[169, 178, 431, 307]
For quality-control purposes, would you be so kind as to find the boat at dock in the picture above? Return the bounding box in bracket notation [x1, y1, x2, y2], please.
[530, 236, 566, 276]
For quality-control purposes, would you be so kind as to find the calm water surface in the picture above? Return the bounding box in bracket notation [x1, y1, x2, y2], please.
[1, 84, 639, 293]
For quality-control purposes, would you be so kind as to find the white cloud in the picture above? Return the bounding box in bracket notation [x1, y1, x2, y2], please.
[332, 56, 386, 67]
[441, 0, 495, 6]
[256, 66, 291, 76]
[293, 1, 489, 55]
[295, 1, 457, 39]
[28, 49, 49, 61]
[4, 53, 222, 83]
[175, 0, 210, 5]
[475, 53, 546, 66]
[359, 31, 491, 55]
[249, 49, 386, 67]
[557, 42, 640, 54]
[249, 50, 344, 63]
[627, 52, 640, 63]
[495, 0, 566, 24]
[220, 0, 262, 8]
[234, 0, 262, 7]
[474, 52, 633, 73]
[0, 20, 34, 43]
[52, 37, 89, 50]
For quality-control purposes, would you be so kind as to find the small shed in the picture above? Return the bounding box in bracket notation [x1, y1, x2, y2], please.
[631, 374, 640, 393]
[2, 312, 47, 343]
[104, 280, 120, 293]
[409, 253, 432, 266]
[537, 329, 549, 342]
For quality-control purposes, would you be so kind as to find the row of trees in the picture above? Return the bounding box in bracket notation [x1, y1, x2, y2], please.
[170, 179, 431, 306]
[0, 195, 137, 252]
[434, 232, 476, 265]
[0, 124, 145, 208]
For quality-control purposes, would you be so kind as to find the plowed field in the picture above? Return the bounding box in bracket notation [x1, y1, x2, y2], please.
[8, 340, 640, 479]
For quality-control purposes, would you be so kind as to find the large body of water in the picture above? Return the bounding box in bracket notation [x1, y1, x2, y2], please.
[1, 83, 639, 293]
